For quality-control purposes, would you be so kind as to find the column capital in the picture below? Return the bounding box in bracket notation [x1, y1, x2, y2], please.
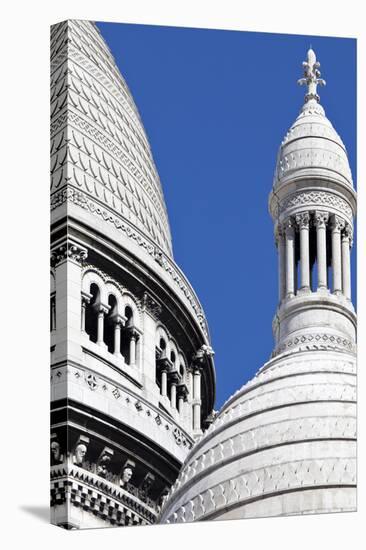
[98, 303, 110, 315]
[112, 313, 127, 327]
[192, 344, 214, 366]
[295, 211, 310, 229]
[342, 223, 354, 247]
[126, 326, 141, 341]
[284, 217, 296, 235]
[51, 240, 88, 267]
[314, 210, 329, 228]
[331, 214, 345, 233]
[275, 222, 285, 241]
[81, 290, 93, 305]
[177, 383, 189, 401]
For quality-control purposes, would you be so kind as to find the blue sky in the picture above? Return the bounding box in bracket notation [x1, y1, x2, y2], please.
[96, 21, 357, 409]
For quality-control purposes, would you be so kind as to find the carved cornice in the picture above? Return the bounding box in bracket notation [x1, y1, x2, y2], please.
[50, 240, 88, 266]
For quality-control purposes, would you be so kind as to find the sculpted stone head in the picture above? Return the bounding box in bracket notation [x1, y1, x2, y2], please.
[51, 441, 60, 462]
[97, 455, 111, 477]
[122, 467, 133, 483]
[74, 443, 87, 465]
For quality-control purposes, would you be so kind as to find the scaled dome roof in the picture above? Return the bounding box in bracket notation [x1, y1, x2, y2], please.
[50, 20, 173, 256]
[160, 352, 356, 522]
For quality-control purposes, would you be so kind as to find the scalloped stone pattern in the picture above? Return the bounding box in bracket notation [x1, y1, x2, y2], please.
[273, 103, 353, 189]
[50, 20, 173, 256]
[160, 351, 356, 523]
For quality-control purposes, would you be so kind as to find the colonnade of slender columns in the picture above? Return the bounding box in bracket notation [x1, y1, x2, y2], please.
[277, 212, 353, 301]
[83, 297, 140, 364]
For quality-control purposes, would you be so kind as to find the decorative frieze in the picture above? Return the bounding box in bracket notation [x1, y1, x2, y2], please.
[52, 366, 194, 449]
[275, 190, 353, 221]
[274, 332, 355, 356]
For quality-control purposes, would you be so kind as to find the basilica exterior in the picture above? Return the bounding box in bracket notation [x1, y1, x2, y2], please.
[50, 20, 356, 529]
[50, 20, 215, 529]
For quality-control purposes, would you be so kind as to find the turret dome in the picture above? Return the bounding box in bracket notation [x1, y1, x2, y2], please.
[274, 49, 353, 190]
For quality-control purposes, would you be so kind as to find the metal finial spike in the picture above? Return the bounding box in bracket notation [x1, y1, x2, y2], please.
[297, 48, 326, 103]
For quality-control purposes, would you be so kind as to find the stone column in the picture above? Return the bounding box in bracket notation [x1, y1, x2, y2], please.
[51, 293, 56, 331]
[177, 385, 188, 416]
[192, 368, 202, 432]
[113, 316, 126, 357]
[161, 369, 168, 397]
[285, 219, 295, 297]
[296, 212, 310, 291]
[129, 329, 138, 366]
[97, 305, 109, 347]
[80, 291, 92, 333]
[342, 224, 352, 300]
[315, 211, 329, 290]
[178, 395, 184, 414]
[331, 215, 345, 294]
[170, 382, 177, 409]
[276, 224, 286, 301]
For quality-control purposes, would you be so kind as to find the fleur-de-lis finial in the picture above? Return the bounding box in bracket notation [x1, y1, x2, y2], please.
[297, 48, 326, 103]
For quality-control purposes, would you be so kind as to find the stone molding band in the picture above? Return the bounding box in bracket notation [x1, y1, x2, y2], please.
[51, 186, 209, 338]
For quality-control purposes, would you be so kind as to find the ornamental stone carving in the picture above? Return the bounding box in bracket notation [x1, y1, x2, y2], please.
[278, 191, 353, 220]
[331, 215, 346, 232]
[50, 240, 88, 266]
[72, 436, 89, 466]
[295, 211, 310, 229]
[314, 210, 329, 228]
[142, 292, 162, 319]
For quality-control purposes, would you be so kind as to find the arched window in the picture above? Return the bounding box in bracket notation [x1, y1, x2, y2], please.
[85, 283, 100, 343]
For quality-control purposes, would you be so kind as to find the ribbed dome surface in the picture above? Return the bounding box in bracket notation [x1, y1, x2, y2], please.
[50, 20, 173, 256]
[274, 101, 353, 189]
[160, 351, 356, 522]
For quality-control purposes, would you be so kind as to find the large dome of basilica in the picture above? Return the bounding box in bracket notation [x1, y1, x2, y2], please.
[51, 19, 173, 256]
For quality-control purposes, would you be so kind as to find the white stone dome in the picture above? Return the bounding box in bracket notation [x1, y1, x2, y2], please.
[273, 100, 353, 190]
[51, 20, 173, 256]
[160, 351, 356, 522]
